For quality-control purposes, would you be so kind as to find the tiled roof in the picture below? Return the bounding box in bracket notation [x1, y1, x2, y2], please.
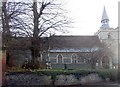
[49, 35, 102, 50]
[4, 35, 102, 51]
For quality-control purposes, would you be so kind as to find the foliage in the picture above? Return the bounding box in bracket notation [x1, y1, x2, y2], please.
[7, 68, 118, 82]
[21, 61, 45, 70]
[1, 1, 72, 68]
[97, 69, 118, 81]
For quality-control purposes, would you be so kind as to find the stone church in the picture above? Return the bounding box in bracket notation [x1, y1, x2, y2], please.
[42, 7, 119, 69]
[46, 35, 102, 69]
[7, 7, 119, 69]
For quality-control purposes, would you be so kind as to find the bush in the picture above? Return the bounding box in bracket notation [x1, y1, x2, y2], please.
[40, 69, 118, 82]
[21, 61, 45, 70]
[7, 68, 118, 82]
[97, 69, 118, 81]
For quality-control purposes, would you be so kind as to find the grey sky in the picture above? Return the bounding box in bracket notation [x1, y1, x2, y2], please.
[1, 0, 119, 35]
[61, 0, 119, 35]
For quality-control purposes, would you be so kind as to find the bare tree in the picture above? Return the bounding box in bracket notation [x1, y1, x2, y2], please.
[2, 1, 11, 46]
[27, 0, 71, 68]
[84, 44, 113, 69]
[80, 48, 102, 69]
[1, 0, 71, 68]
[2, 1, 13, 66]
[1, 1, 31, 66]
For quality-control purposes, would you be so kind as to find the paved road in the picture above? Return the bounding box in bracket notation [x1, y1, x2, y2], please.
[50, 84, 119, 87]
[3, 83, 120, 87]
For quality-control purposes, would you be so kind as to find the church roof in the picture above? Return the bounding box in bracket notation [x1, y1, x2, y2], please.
[6, 35, 102, 52]
[49, 36, 102, 51]
[49, 48, 99, 52]
[101, 7, 109, 21]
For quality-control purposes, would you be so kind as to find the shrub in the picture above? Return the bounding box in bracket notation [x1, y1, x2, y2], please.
[7, 68, 118, 82]
[97, 69, 118, 81]
[21, 61, 45, 70]
[40, 69, 118, 82]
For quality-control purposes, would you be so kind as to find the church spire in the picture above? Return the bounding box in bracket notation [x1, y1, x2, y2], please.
[101, 6, 110, 29]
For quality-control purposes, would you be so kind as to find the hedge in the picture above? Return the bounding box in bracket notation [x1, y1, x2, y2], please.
[7, 68, 118, 82]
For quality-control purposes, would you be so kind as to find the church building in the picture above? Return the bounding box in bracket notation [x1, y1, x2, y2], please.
[7, 7, 119, 69]
[46, 35, 102, 69]
[43, 7, 119, 69]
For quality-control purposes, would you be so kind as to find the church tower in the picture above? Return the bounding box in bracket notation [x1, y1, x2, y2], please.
[95, 7, 119, 69]
[95, 6, 118, 43]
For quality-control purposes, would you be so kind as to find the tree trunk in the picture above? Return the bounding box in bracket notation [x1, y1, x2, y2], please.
[2, 2, 11, 44]
[31, 38, 40, 68]
[2, 1, 11, 67]
[31, 1, 40, 69]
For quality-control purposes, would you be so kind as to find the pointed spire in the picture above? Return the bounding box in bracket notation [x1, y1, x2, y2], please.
[101, 6, 109, 21]
[101, 6, 110, 29]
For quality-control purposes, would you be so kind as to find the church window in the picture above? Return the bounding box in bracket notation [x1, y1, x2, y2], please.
[71, 54, 78, 63]
[108, 33, 111, 39]
[106, 20, 108, 23]
[57, 54, 63, 63]
[87, 58, 91, 63]
[84, 59, 86, 63]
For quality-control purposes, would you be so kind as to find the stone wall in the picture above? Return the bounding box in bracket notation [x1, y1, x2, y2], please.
[6, 73, 52, 85]
[6, 73, 105, 86]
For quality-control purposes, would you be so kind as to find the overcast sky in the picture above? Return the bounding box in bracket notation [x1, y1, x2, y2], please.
[61, 0, 119, 36]
[1, 0, 119, 36]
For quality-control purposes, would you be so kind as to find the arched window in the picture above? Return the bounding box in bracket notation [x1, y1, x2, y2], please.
[83, 59, 86, 63]
[57, 54, 63, 63]
[72, 54, 78, 63]
[108, 33, 111, 39]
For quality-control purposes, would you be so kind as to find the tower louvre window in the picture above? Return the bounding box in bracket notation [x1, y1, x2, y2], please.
[108, 33, 111, 39]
